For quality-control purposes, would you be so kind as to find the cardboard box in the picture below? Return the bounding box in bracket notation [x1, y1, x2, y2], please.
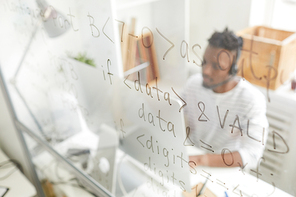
[236, 26, 296, 90]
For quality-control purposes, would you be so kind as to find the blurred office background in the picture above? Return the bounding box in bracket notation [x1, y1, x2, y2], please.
[1, 0, 296, 196]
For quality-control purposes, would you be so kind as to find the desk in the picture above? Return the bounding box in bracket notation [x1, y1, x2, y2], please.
[0, 150, 36, 197]
[30, 129, 294, 197]
[186, 146, 293, 197]
[123, 146, 294, 197]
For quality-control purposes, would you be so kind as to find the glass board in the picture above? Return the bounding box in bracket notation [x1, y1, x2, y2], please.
[0, 0, 295, 197]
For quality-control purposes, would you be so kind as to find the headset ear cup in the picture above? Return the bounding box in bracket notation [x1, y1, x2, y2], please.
[230, 36, 242, 76]
[232, 63, 238, 75]
[229, 62, 237, 75]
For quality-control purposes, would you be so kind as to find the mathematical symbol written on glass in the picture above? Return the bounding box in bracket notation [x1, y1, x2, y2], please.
[200, 169, 213, 183]
[200, 140, 214, 153]
[198, 101, 210, 122]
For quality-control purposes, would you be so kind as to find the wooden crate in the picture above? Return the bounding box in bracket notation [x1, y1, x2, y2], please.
[236, 26, 296, 90]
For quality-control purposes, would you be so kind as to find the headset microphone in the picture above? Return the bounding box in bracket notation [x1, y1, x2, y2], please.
[202, 74, 235, 90]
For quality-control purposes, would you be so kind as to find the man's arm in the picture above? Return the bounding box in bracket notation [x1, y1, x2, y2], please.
[189, 151, 243, 168]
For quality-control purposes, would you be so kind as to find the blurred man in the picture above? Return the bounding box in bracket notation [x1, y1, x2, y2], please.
[182, 28, 268, 169]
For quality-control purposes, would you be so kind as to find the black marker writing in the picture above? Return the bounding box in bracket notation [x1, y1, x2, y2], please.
[229, 115, 243, 136]
[251, 157, 265, 182]
[87, 13, 100, 37]
[115, 19, 125, 42]
[216, 179, 229, 190]
[125, 73, 173, 106]
[216, 106, 229, 128]
[171, 87, 186, 112]
[138, 103, 176, 137]
[183, 126, 194, 146]
[152, 77, 163, 101]
[124, 75, 131, 89]
[200, 140, 214, 152]
[217, 49, 232, 71]
[238, 162, 248, 175]
[241, 35, 261, 80]
[67, 7, 79, 31]
[179, 180, 186, 191]
[141, 27, 153, 48]
[120, 119, 126, 138]
[221, 148, 234, 166]
[264, 65, 278, 102]
[232, 184, 243, 197]
[198, 101, 209, 122]
[101, 65, 106, 80]
[246, 119, 262, 142]
[180, 40, 190, 62]
[134, 73, 143, 93]
[177, 152, 187, 168]
[103, 17, 114, 43]
[237, 58, 245, 80]
[156, 110, 167, 132]
[163, 92, 172, 106]
[128, 33, 138, 38]
[268, 130, 289, 154]
[137, 134, 145, 147]
[146, 84, 153, 98]
[163, 148, 169, 167]
[188, 161, 197, 174]
[200, 169, 213, 183]
[139, 135, 186, 169]
[156, 28, 175, 60]
[192, 44, 203, 66]
[267, 182, 276, 197]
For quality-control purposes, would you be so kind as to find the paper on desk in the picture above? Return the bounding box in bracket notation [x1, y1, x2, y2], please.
[64, 130, 99, 151]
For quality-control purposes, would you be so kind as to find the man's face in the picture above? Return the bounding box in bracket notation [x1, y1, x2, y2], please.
[202, 45, 235, 89]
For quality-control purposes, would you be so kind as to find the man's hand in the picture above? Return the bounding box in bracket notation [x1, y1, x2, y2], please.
[189, 151, 243, 168]
[189, 155, 209, 167]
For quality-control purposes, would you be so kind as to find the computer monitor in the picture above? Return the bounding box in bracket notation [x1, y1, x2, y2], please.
[114, 75, 192, 192]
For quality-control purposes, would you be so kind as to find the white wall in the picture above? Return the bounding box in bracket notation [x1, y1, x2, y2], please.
[270, 0, 296, 31]
[188, 0, 253, 75]
[249, 0, 267, 27]
[250, 0, 296, 32]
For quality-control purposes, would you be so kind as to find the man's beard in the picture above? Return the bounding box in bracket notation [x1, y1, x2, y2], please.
[202, 81, 212, 89]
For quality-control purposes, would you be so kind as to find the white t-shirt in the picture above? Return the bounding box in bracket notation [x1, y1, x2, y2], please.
[182, 73, 269, 169]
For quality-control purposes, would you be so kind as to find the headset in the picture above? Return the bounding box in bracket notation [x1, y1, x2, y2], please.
[203, 33, 243, 90]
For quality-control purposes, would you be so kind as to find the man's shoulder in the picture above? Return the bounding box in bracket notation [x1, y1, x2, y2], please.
[237, 79, 266, 104]
[182, 73, 204, 98]
[188, 73, 203, 82]
[186, 73, 203, 87]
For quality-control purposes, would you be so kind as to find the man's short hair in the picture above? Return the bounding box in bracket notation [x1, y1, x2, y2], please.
[208, 28, 243, 51]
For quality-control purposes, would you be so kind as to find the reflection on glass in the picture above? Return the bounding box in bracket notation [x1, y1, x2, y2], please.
[0, 0, 296, 197]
